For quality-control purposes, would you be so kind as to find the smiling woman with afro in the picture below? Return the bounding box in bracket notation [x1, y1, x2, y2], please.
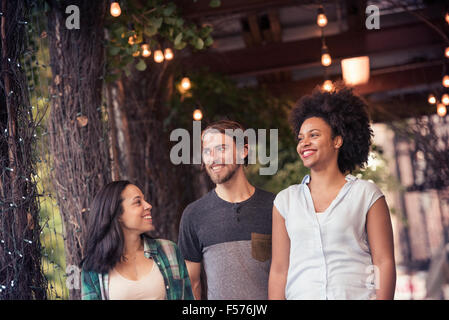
[269, 85, 396, 300]
[289, 86, 373, 174]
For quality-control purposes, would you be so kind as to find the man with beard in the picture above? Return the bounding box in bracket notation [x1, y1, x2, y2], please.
[178, 120, 275, 300]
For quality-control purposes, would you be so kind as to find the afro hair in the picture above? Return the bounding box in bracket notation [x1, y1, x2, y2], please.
[289, 85, 373, 173]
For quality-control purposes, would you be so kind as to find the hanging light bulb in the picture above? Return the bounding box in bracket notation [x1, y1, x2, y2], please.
[446, 12, 449, 24]
[110, 2, 121, 17]
[181, 77, 191, 90]
[428, 93, 437, 104]
[154, 49, 164, 63]
[445, 47, 449, 58]
[437, 103, 447, 117]
[193, 109, 203, 121]
[321, 46, 331, 67]
[317, 6, 328, 27]
[322, 80, 333, 92]
[443, 75, 449, 88]
[164, 48, 174, 61]
[141, 44, 151, 58]
[443, 94, 449, 105]
[341, 56, 370, 86]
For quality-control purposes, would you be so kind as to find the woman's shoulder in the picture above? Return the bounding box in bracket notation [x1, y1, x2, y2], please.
[144, 237, 180, 256]
[143, 236, 176, 247]
[276, 183, 303, 199]
[352, 176, 382, 190]
[154, 238, 178, 248]
[351, 176, 384, 198]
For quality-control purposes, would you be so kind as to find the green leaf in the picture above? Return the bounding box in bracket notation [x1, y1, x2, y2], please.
[209, 0, 221, 8]
[135, 59, 147, 71]
[108, 46, 121, 56]
[199, 26, 213, 38]
[204, 36, 213, 47]
[149, 17, 163, 29]
[175, 18, 184, 28]
[174, 41, 187, 50]
[194, 38, 204, 50]
[144, 26, 158, 37]
[163, 3, 176, 16]
[174, 33, 183, 46]
[184, 29, 195, 38]
[164, 17, 177, 25]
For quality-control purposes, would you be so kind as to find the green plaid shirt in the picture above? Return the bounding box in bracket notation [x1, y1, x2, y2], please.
[81, 237, 194, 300]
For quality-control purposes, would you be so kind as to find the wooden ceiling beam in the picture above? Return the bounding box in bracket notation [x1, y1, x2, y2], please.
[265, 60, 442, 102]
[176, 0, 298, 19]
[183, 21, 444, 77]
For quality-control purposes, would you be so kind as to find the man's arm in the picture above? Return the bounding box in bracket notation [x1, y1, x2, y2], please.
[185, 260, 202, 300]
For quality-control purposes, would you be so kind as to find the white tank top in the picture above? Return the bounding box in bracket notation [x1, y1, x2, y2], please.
[108, 260, 166, 300]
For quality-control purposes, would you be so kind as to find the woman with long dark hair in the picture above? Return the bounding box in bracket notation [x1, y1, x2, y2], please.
[81, 181, 193, 300]
[268, 86, 396, 300]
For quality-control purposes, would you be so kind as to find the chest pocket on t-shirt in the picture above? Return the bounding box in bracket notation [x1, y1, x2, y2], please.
[251, 233, 271, 262]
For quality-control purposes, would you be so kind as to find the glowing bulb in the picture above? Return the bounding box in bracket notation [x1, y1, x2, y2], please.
[317, 14, 328, 27]
[154, 50, 164, 63]
[428, 94, 436, 104]
[446, 12, 449, 24]
[322, 80, 333, 92]
[321, 53, 332, 66]
[110, 2, 121, 17]
[443, 75, 449, 88]
[164, 48, 174, 60]
[132, 50, 140, 57]
[437, 103, 447, 117]
[341, 56, 370, 86]
[141, 44, 151, 58]
[193, 109, 203, 121]
[317, 6, 327, 27]
[443, 94, 449, 105]
[445, 47, 449, 58]
[181, 77, 191, 90]
[128, 35, 136, 45]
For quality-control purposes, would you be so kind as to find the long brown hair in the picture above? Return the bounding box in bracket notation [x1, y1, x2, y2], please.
[81, 181, 131, 273]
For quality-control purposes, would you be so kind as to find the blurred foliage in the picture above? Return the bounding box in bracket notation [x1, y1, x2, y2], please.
[167, 70, 396, 194]
[168, 70, 293, 139]
[23, 3, 69, 299]
[105, 0, 217, 81]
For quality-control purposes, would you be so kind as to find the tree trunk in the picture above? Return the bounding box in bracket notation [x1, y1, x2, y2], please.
[46, 0, 110, 299]
[0, 0, 47, 299]
[107, 60, 206, 241]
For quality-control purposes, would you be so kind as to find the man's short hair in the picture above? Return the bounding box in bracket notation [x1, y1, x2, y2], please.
[202, 120, 249, 166]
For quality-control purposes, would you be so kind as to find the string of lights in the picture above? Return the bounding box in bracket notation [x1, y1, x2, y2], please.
[425, 9, 449, 117]
[106, 1, 206, 120]
[316, 4, 333, 92]
[0, 0, 48, 299]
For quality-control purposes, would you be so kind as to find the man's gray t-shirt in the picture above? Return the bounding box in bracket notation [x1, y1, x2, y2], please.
[178, 187, 275, 300]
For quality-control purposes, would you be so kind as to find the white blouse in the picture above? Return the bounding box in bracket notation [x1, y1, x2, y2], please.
[274, 174, 384, 300]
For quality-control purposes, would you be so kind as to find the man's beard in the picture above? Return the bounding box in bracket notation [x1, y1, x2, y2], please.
[206, 163, 240, 185]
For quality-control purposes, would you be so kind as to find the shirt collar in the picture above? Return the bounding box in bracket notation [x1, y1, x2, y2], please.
[143, 236, 158, 257]
[301, 175, 311, 185]
[301, 173, 357, 185]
